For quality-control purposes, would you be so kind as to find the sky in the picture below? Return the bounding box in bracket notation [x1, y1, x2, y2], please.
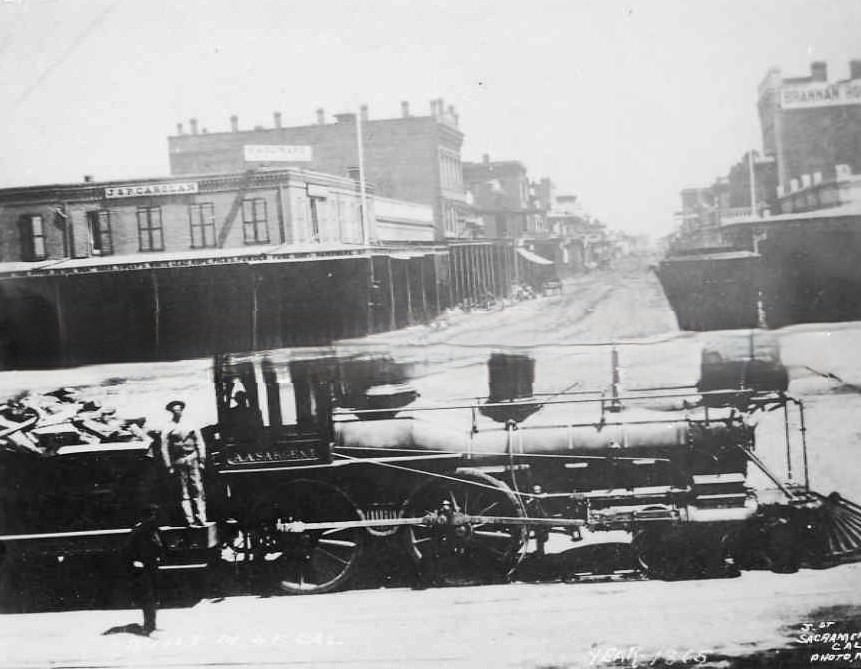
[0, 0, 859, 238]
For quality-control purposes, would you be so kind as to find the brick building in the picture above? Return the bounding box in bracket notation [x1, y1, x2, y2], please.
[758, 60, 861, 190]
[0, 168, 372, 264]
[671, 150, 778, 250]
[462, 155, 545, 239]
[722, 151, 778, 217]
[167, 101, 470, 240]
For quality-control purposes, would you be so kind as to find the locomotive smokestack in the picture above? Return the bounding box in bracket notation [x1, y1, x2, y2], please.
[480, 352, 540, 423]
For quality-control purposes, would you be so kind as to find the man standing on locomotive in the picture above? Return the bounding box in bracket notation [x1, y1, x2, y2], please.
[160, 400, 207, 526]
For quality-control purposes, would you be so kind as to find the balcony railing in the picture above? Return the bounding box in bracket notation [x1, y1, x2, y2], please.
[718, 206, 755, 223]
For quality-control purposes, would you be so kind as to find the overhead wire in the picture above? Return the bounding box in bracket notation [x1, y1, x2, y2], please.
[13, 0, 122, 109]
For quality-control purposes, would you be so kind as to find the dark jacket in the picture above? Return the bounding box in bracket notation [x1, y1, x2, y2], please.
[125, 518, 164, 573]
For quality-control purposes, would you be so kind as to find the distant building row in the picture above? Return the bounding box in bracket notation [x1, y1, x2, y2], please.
[1, 98, 607, 265]
[672, 59, 861, 249]
[168, 101, 581, 244]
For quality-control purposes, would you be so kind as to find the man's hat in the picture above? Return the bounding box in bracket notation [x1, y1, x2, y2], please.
[165, 400, 186, 412]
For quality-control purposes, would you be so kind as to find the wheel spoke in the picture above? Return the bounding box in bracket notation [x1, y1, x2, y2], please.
[316, 547, 350, 566]
[318, 538, 358, 549]
[479, 501, 499, 516]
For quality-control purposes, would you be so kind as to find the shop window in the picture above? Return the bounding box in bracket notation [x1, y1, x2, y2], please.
[18, 214, 46, 261]
[189, 202, 216, 248]
[242, 198, 270, 244]
[137, 207, 164, 252]
[86, 210, 114, 256]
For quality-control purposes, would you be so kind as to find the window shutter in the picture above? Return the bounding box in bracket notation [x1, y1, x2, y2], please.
[18, 216, 35, 261]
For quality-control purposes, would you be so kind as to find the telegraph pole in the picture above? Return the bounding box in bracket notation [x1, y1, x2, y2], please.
[356, 110, 369, 246]
[748, 150, 757, 217]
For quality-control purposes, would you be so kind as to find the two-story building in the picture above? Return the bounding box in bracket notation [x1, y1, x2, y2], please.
[0, 168, 458, 368]
[0, 167, 373, 264]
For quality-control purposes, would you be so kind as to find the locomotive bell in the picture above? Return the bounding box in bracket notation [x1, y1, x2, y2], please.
[479, 352, 541, 423]
[361, 383, 419, 420]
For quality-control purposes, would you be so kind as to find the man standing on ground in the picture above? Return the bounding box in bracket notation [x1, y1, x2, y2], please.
[125, 504, 164, 635]
[160, 400, 207, 526]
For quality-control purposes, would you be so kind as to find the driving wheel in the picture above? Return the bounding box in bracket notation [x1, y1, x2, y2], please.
[403, 468, 527, 587]
[252, 479, 364, 595]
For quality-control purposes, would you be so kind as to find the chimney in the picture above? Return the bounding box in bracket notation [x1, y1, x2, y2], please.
[316, 108, 326, 125]
[401, 100, 410, 117]
[334, 112, 356, 124]
[483, 153, 490, 165]
[360, 104, 368, 123]
[83, 175, 94, 183]
[850, 59, 861, 80]
[811, 61, 828, 82]
[347, 166, 361, 181]
[230, 114, 239, 132]
[274, 111, 282, 128]
[437, 98, 445, 119]
[189, 118, 198, 135]
[430, 99, 438, 118]
[446, 104, 457, 126]
[176, 122, 184, 135]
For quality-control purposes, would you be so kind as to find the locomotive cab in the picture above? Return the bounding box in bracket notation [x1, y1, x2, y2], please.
[212, 350, 418, 467]
[213, 353, 334, 466]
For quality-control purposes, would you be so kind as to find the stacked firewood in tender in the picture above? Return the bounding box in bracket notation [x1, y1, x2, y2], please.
[0, 387, 150, 456]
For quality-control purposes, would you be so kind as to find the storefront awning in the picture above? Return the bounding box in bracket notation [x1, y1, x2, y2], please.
[516, 248, 554, 266]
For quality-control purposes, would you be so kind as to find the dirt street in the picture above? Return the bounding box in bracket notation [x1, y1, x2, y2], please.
[2, 261, 861, 668]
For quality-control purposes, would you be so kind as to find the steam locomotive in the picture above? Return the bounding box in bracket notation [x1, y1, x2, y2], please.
[2, 334, 861, 597]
